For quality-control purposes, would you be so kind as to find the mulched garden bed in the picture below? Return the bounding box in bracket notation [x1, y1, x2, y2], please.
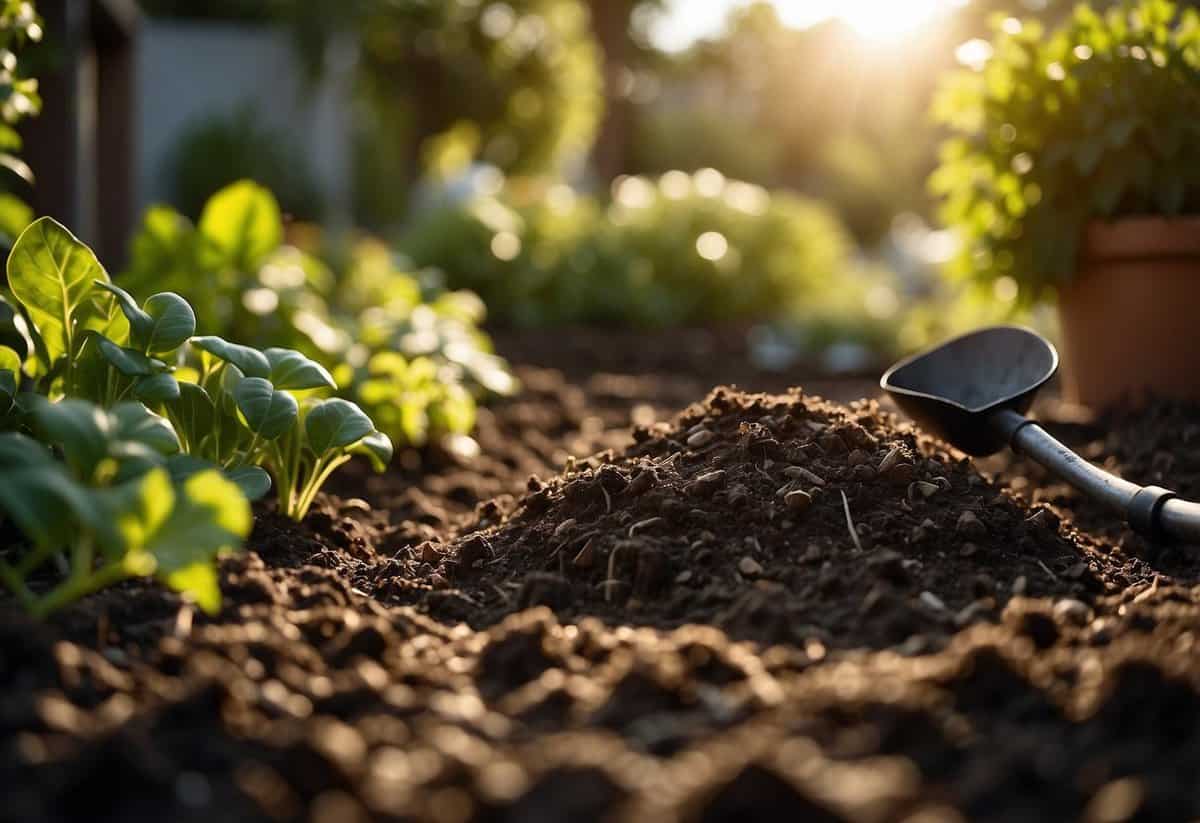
[4, 333, 1200, 822]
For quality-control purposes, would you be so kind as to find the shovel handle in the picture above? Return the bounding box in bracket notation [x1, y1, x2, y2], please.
[988, 408, 1194, 543]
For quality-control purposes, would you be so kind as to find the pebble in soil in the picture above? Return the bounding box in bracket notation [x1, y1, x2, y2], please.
[369, 387, 1154, 652]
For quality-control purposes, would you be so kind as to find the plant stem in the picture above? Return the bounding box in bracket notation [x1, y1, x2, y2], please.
[29, 560, 128, 619]
[290, 454, 350, 520]
[0, 561, 36, 609]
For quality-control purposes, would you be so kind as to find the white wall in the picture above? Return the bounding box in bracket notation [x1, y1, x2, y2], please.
[135, 20, 353, 220]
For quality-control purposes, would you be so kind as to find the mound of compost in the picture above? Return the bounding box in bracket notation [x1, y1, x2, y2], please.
[6, 374, 1200, 823]
[376, 387, 1147, 652]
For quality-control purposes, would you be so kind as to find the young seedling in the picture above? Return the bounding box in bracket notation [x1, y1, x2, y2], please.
[179, 335, 391, 520]
[266, 396, 393, 520]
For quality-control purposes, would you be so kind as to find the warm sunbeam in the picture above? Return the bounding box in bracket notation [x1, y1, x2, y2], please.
[773, 0, 965, 42]
[653, 0, 967, 52]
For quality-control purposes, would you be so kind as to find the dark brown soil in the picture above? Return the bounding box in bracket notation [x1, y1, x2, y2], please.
[4, 333, 1200, 822]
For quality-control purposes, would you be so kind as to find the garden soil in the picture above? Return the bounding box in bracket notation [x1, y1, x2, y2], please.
[4, 330, 1200, 822]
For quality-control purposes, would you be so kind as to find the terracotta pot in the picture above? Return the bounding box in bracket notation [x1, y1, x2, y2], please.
[1057, 215, 1200, 409]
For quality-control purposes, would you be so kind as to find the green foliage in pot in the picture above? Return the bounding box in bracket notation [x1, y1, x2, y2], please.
[400, 171, 853, 328]
[120, 180, 516, 452]
[931, 0, 1200, 303]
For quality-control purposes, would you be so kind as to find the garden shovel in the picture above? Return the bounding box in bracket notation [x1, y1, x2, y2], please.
[881, 326, 1200, 543]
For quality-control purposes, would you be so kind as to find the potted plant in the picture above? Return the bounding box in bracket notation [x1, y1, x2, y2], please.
[930, 0, 1200, 408]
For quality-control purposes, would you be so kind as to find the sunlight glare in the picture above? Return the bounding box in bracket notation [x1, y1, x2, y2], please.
[772, 0, 963, 42]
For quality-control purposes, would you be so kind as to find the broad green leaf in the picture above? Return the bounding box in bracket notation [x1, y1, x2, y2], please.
[216, 362, 245, 417]
[0, 344, 19, 377]
[28, 398, 111, 480]
[0, 192, 33, 248]
[134, 372, 181, 404]
[305, 398, 374, 454]
[141, 292, 196, 354]
[79, 288, 130, 345]
[0, 367, 15, 402]
[235, 377, 298, 439]
[0, 431, 54, 467]
[198, 180, 283, 273]
[165, 453, 210, 484]
[0, 465, 95, 549]
[163, 563, 221, 615]
[98, 336, 157, 376]
[0, 293, 33, 360]
[226, 465, 272, 500]
[93, 466, 175, 558]
[350, 430, 393, 472]
[110, 402, 181, 455]
[96, 280, 153, 340]
[166, 454, 271, 501]
[190, 335, 270, 378]
[145, 469, 252, 614]
[263, 347, 336, 390]
[108, 440, 168, 484]
[7, 217, 108, 367]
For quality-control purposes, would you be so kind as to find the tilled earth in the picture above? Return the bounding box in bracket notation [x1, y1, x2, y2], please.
[4, 333, 1200, 822]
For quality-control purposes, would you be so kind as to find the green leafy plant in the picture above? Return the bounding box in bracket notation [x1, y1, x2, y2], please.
[180, 334, 392, 520]
[3, 216, 391, 521]
[0, 396, 251, 617]
[930, 0, 1200, 302]
[120, 180, 516, 452]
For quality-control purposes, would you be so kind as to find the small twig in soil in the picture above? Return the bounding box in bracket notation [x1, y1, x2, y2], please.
[605, 544, 623, 603]
[492, 584, 512, 605]
[840, 490, 865, 553]
[174, 604, 194, 639]
[629, 517, 662, 537]
[1132, 574, 1161, 604]
[601, 484, 612, 513]
[1036, 559, 1059, 582]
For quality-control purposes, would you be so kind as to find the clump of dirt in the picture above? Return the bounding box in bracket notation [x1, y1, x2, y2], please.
[375, 387, 1152, 652]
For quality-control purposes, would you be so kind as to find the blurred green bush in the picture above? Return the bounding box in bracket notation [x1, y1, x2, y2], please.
[400, 170, 852, 328]
[164, 107, 325, 222]
[287, 0, 603, 230]
[121, 180, 516, 450]
[0, 0, 42, 247]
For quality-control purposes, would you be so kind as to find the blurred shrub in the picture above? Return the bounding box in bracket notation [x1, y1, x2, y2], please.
[629, 108, 784, 187]
[164, 107, 324, 221]
[401, 169, 852, 328]
[289, 0, 602, 229]
[121, 180, 516, 450]
[931, 0, 1200, 303]
[0, 0, 42, 248]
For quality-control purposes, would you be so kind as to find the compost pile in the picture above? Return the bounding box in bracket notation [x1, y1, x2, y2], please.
[5, 371, 1200, 822]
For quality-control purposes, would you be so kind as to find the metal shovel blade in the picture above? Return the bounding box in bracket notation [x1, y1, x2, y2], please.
[879, 326, 1059, 456]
